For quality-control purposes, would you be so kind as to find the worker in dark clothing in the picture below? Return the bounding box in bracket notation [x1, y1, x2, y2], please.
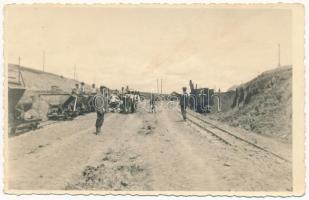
[95, 86, 108, 135]
[180, 87, 189, 121]
[150, 94, 156, 113]
[89, 83, 98, 112]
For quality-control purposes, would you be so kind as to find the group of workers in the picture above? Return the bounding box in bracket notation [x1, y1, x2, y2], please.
[71, 82, 108, 134]
[72, 82, 86, 95]
[72, 82, 143, 135]
[72, 82, 189, 135]
[72, 82, 105, 96]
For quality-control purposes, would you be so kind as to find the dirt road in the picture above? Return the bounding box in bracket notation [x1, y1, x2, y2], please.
[7, 102, 292, 191]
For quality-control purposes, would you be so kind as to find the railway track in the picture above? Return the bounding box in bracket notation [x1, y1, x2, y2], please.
[38, 120, 60, 128]
[180, 109, 291, 163]
[16, 113, 106, 136]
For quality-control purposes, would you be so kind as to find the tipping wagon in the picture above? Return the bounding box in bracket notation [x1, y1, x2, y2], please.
[46, 94, 80, 120]
[45, 92, 96, 120]
[8, 65, 42, 135]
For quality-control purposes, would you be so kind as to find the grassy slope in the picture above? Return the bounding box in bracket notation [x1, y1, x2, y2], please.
[210, 65, 292, 142]
[9, 64, 80, 92]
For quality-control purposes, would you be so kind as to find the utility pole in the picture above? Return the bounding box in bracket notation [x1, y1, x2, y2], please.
[160, 79, 162, 94]
[157, 79, 159, 94]
[42, 50, 45, 72]
[278, 43, 281, 67]
[18, 56, 21, 83]
[74, 64, 76, 80]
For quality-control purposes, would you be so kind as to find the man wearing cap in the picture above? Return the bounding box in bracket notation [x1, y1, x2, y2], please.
[72, 83, 79, 95]
[180, 87, 189, 121]
[94, 86, 109, 135]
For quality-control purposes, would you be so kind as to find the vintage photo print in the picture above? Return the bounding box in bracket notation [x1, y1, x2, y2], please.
[3, 4, 305, 196]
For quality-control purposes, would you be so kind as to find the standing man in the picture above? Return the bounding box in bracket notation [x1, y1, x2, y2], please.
[71, 83, 80, 112]
[80, 82, 86, 95]
[180, 87, 189, 121]
[89, 83, 98, 112]
[131, 92, 136, 113]
[72, 83, 79, 95]
[150, 94, 156, 113]
[95, 86, 108, 135]
[91, 83, 98, 95]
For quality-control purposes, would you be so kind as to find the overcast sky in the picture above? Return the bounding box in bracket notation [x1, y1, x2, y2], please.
[5, 5, 292, 93]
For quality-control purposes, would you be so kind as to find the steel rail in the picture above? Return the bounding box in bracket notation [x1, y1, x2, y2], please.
[184, 110, 291, 163]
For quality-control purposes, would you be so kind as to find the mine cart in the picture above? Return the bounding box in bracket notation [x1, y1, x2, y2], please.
[86, 95, 96, 112]
[46, 94, 79, 120]
[76, 94, 96, 115]
[46, 92, 97, 120]
[8, 66, 42, 135]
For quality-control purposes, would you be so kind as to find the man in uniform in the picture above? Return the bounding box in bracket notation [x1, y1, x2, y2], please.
[91, 83, 98, 95]
[180, 87, 189, 121]
[80, 82, 86, 95]
[130, 92, 136, 113]
[95, 86, 108, 135]
[150, 94, 156, 113]
[88, 83, 98, 112]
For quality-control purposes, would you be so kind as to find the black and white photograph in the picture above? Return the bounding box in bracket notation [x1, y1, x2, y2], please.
[3, 3, 305, 196]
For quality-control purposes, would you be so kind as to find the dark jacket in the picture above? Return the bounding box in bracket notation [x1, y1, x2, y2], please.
[95, 92, 109, 113]
[180, 93, 189, 108]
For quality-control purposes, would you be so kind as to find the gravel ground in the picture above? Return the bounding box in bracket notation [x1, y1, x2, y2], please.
[7, 103, 292, 191]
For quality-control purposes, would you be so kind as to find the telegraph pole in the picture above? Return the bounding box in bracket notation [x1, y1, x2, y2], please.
[157, 79, 159, 94]
[74, 65, 76, 80]
[278, 43, 281, 67]
[18, 56, 21, 83]
[42, 50, 45, 72]
[160, 79, 162, 94]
